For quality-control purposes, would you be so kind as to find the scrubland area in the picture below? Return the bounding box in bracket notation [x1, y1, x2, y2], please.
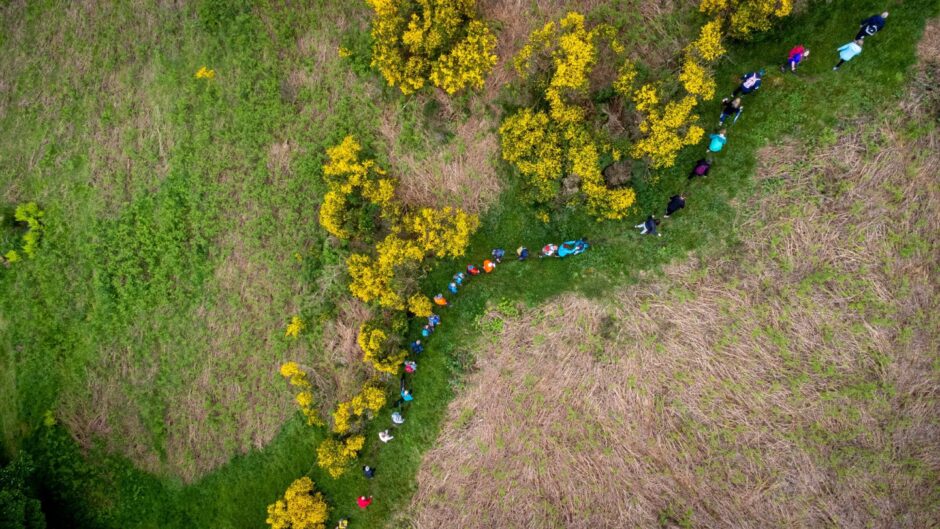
[0, 0, 937, 528]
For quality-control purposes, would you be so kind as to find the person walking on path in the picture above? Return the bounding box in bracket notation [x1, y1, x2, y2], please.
[665, 195, 686, 218]
[400, 389, 414, 403]
[378, 430, 394, 443]
[856, 12, 888, 40]
[833, 39, 863, 70]
[467, 264, 481, 276]
[635, 215, 662, 237]
[448, 282, 458, 294]
[491, 248, 505, 263]
[718, 97, 743, 126]
[516, 246, 529, 261]
[410, 340, 423, 354]
[391, 411, 405, 425]
[453, 271, 465, 285]
[540, 244, 558, 258]
[433, 293, 448, 307]
[689, 158, 711, 179]
[482, 259, 496, 273]
[781, 45, 809, 73]
[428, 313, 441, 327]
[707, 129, 727, 155]
[732, 70, 764, 97]
[357, 496, 373, 509]
[362, 465, 376, 478]
[404, 360, 416, 373]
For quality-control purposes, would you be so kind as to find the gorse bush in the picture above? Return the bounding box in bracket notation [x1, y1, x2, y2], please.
[631, 15, 726, 168]
[285, 316, 305, 338]
[316, 435, 365, 479]
[405, 207, 477, 259]
[356, 318, 408, 375]
[331, 381, 387, 434]
[319, 136, 397, 241]
[701, 0, 793, 39]
[367, 0, 497, 95]
[265, 476, 329, 529]
[278, 362, 323, 426]
[501, 12, 638, 220]
[319, 136, 476, 371]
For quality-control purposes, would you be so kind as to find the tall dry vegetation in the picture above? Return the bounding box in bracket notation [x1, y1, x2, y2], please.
[407, 33, 940, 527]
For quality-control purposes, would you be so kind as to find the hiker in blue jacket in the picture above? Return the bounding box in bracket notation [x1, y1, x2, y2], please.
[707, 129, 727, 155]
[833, 39, 864, 70]
[732, 69, 764, 97]
[856, 12, 888, 40]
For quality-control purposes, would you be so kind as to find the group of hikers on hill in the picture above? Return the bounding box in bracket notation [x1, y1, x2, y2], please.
[634, 11, 889, 239]
[347, 239, 589, 521]
[344, 10, 890, 525]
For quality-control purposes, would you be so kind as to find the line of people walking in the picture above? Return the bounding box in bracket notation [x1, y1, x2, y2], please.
[346, 10, 891, 526]
[634, 11, 889, 238]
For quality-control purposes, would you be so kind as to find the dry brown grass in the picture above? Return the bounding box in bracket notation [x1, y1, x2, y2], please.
[408, 58, 940, 528]
[379, 103, 502, 214]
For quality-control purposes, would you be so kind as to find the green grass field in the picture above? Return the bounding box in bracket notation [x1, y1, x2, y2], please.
[1, 0, 937, 527]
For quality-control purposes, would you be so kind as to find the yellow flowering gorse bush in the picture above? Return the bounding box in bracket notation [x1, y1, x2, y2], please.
[501, 12, 637, 220]
[316, 435, 365, 478]
[701, 0, 792, 38]
[285, 316, 305, 338]
[266, 477, 329, 529]
[356, 321, 407, 374]
[367, 0, 497, 95]
[195, 66, 215, 79]
[407, 293, 433, 318]
[632, 94, 705, 169]
[331, 382, 387, 434]
[279, 362, 323, 426]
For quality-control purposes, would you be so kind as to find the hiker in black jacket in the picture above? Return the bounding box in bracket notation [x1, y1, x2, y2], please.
[856, 12, 888, 40]
[664, 195, 686, 218]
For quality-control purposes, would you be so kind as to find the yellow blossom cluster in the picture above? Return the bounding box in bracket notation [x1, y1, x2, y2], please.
[631, 94, 705, 169]
[498, 109, 563, 203]
[630, 15, 726, 168]
[678, 55, 716, 99]
[407, 293, 433, 318]
[701, 0, 792, 39]
[367, 0, 496, 95]
[613, 60, 638, 98]
[501, 12, 637, 220]
[285, 316, 305, 338]
[331, 382, 387, 434]
[430, 20, 498, 94]
[694, 20, 726, 61]
[316, 435, 365, 479]
[279, 362, 323, 426]
[404, 207, 479, 259]
[319, 136, 398, 240]
[266, 477, 329, 529]
[320, 136, 477, 314]
[195, 66, 215, 79]
[356, 320, 407, 374]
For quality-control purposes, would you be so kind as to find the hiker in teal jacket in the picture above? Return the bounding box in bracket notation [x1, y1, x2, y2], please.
[833, 39, 863, 70]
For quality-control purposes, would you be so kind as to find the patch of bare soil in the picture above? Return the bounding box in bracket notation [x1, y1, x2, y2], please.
[408, 44, 940, 528]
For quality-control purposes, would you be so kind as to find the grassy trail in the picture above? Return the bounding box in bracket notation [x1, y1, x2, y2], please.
[15, 0, 939, 527]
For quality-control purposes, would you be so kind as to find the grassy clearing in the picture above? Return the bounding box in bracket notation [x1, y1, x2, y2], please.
[0, 0, 937, 528]
[409, 31, 940, 526]
[0, 0, 383, 481]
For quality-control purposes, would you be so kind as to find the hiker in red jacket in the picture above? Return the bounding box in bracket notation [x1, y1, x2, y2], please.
[781, 45, 809, 73]
[357, 496, 373, 509]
